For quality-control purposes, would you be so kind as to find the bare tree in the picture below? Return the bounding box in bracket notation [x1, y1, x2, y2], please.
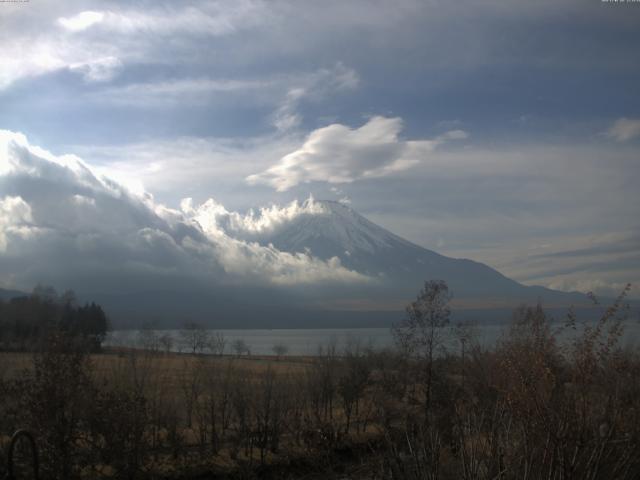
[180, 321, 210, 355]
[211, 332, 227, 356]
[232, 338, 250, 358]
[137, 322, 160, 353]
[199, 359, 236, 454]
[20, 333, 96, 479]
[393, 279, 451, 418]
[178, 357, 205, 429]
[452, 321, 477, 391]
[272, 343, 288, 360]
[158, 333, 174, 354]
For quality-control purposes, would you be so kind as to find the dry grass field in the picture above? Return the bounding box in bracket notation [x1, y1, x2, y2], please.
[1, 348, 313, 378]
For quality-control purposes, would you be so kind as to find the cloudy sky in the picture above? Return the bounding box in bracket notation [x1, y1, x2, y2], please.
[1, 0, 639, 298]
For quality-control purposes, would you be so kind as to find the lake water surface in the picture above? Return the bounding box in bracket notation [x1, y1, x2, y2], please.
[105, 321, 640, 356]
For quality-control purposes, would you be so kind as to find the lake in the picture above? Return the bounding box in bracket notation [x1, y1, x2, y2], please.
[104, 321, 640, 356]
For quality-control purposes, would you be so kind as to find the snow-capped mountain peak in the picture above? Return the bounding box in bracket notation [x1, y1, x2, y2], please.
[255, 200, 587, 305]
[269, 200, 410, 256]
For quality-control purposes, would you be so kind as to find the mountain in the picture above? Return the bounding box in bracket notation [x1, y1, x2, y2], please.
[254, 200, 589, 309]
[0, 288, 27, 301]
[100, 199, 596, 328]
[3, 200, 597, 329]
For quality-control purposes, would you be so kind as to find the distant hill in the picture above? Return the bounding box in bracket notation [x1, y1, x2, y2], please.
[0, 288, 27, 301]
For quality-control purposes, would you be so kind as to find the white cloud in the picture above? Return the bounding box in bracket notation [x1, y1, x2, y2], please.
[57, 4, 269, 37]
[606, 118, 640, 142]
[58, 11, 105, 32]
[0, 42, 65, 90]
[247, 116, 468, 191]
[0, 27, 124, 89]
[0, 130, 369, 291]
[184, 195, 326, 238]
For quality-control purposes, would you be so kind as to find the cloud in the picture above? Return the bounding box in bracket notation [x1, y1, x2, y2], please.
[271, 63, 360, 132]
[58, 11, 105, 32]
[606, 118, 640, 142]
[0, 196, 34, 252]
[0, 130, 369, 292]
[68, 134, 299, 207]
[78, 63, 359, 129]
[528, 233, 640, 260]
[2, 0, 636, 96]
[69, 56, 123, 82]
[57, 5, 269, 37]
[183, 195, 326, 238]
[0, 1, 271, 90]
[340, 139, 640, 299]
[1, 0, 638, 302]
[545, 278, 633, 299]
[0, 28, 123, 89]
[91, 78, 271, 107]
[272, 88, 306, 132]
[498, 231, 640, 299]
[247, 116, 468, 191]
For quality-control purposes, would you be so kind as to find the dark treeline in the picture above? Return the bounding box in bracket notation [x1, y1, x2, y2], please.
[0, 281, 639, 479]
[0, 285, 108, 352]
